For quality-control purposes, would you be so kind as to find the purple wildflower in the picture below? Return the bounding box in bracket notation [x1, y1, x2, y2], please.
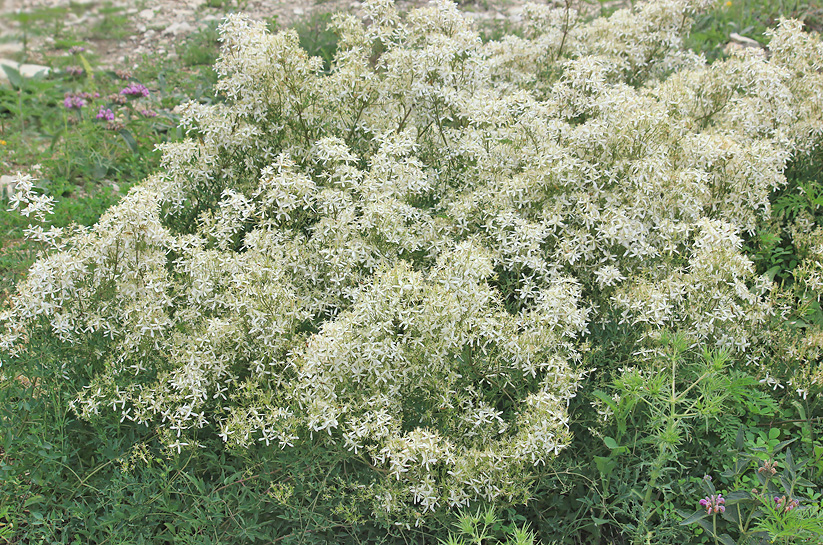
[68, 46, 86, 55]
[63, 91, 100, 110]
[774, 496, 800, 513]
[120, 83, 150, 98]
[63, 95, 86, 109]
[66, 66, 84, 77]
[96, 107, 115, 121]
[139, 109, 157, 118]
[699, 494, 726, 515]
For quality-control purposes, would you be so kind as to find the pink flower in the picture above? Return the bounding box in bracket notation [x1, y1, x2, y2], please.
[96, 108, 115, 121]
[63, 95, 86, 109]
[120, 83, 150, 98]
[699, 494, 726, 515]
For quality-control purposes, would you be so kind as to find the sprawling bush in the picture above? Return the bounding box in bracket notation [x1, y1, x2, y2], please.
[2, 0, 822, 541]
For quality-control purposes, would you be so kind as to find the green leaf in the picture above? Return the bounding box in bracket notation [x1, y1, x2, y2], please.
[48, 127, 64, 152]
[679, 509, 710, 526]
[717, 533, 736, 545]
[764, 265, 782, 281]
[603, 436, 619, 450]
[768, 428, 779, 441]
[773, 437, 797, 454]
[724, 491, 751, 505]
[592, 390, 618, 413]
[720, 504, 741, 525]
[594, 456, 615, 477]
[721, 457, 750, 479]
[119, 128, 139, 153]
[78, 53, 94, 80]
[1, 64, 22, 90]
[779, 474, 792, 496]
[24, 495, 44, 507]
[734, 427, 745, 451]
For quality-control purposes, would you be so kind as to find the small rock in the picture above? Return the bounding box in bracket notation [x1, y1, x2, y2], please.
[0, 43, 23, 56]
[139, 9, 155, 20]
[0, 59, 51, 81]
[163, 21, 194, 36]
[0, 175, 18, 198]
[729, 32, 761, 48]
[293, 7, 305, 15]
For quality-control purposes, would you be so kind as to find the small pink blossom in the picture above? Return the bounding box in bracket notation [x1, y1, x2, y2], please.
[120, 83, 150, 98]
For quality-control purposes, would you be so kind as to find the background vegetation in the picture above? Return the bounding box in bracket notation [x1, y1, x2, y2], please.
[1, 1, 822, 544]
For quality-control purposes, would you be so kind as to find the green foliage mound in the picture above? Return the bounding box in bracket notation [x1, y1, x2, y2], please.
[2, 0, 823, 542]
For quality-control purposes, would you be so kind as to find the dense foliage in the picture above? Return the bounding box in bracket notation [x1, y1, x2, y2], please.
[2, 0, 823, 543]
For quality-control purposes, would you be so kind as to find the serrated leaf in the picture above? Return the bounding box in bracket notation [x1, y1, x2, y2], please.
[779, 475, 792, 495]
[699, 477, 717, 495]
[679, 509, 710, 526]
[724, 491, 751, 505]
[693, 516, 714, 535]
[721, 457, 749, 479]
[773, 437, 797, 454]
[592, 390, 618, 412]
[720, 504, 741, 525]
[717, 533, 736, 545]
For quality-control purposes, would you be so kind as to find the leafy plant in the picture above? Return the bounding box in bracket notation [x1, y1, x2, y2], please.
[2, 2, 823, 544]
[680, 432, 823, 545]
[442, 507, 540, 545]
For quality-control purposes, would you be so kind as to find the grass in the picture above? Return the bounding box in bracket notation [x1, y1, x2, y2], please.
[688, 0, 823, 61]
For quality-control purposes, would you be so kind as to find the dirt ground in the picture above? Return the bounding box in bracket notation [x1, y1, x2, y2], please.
[0, 0, 533, 69]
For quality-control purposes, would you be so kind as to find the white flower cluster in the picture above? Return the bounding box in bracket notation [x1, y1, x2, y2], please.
[2, 0, 823, 522]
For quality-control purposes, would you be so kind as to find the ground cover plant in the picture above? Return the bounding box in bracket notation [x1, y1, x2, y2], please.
[1, 0, 823, 543]
[0, 45, 192, 296]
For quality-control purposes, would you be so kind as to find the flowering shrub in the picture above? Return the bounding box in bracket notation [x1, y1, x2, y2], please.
[2, 0, 823, 533]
